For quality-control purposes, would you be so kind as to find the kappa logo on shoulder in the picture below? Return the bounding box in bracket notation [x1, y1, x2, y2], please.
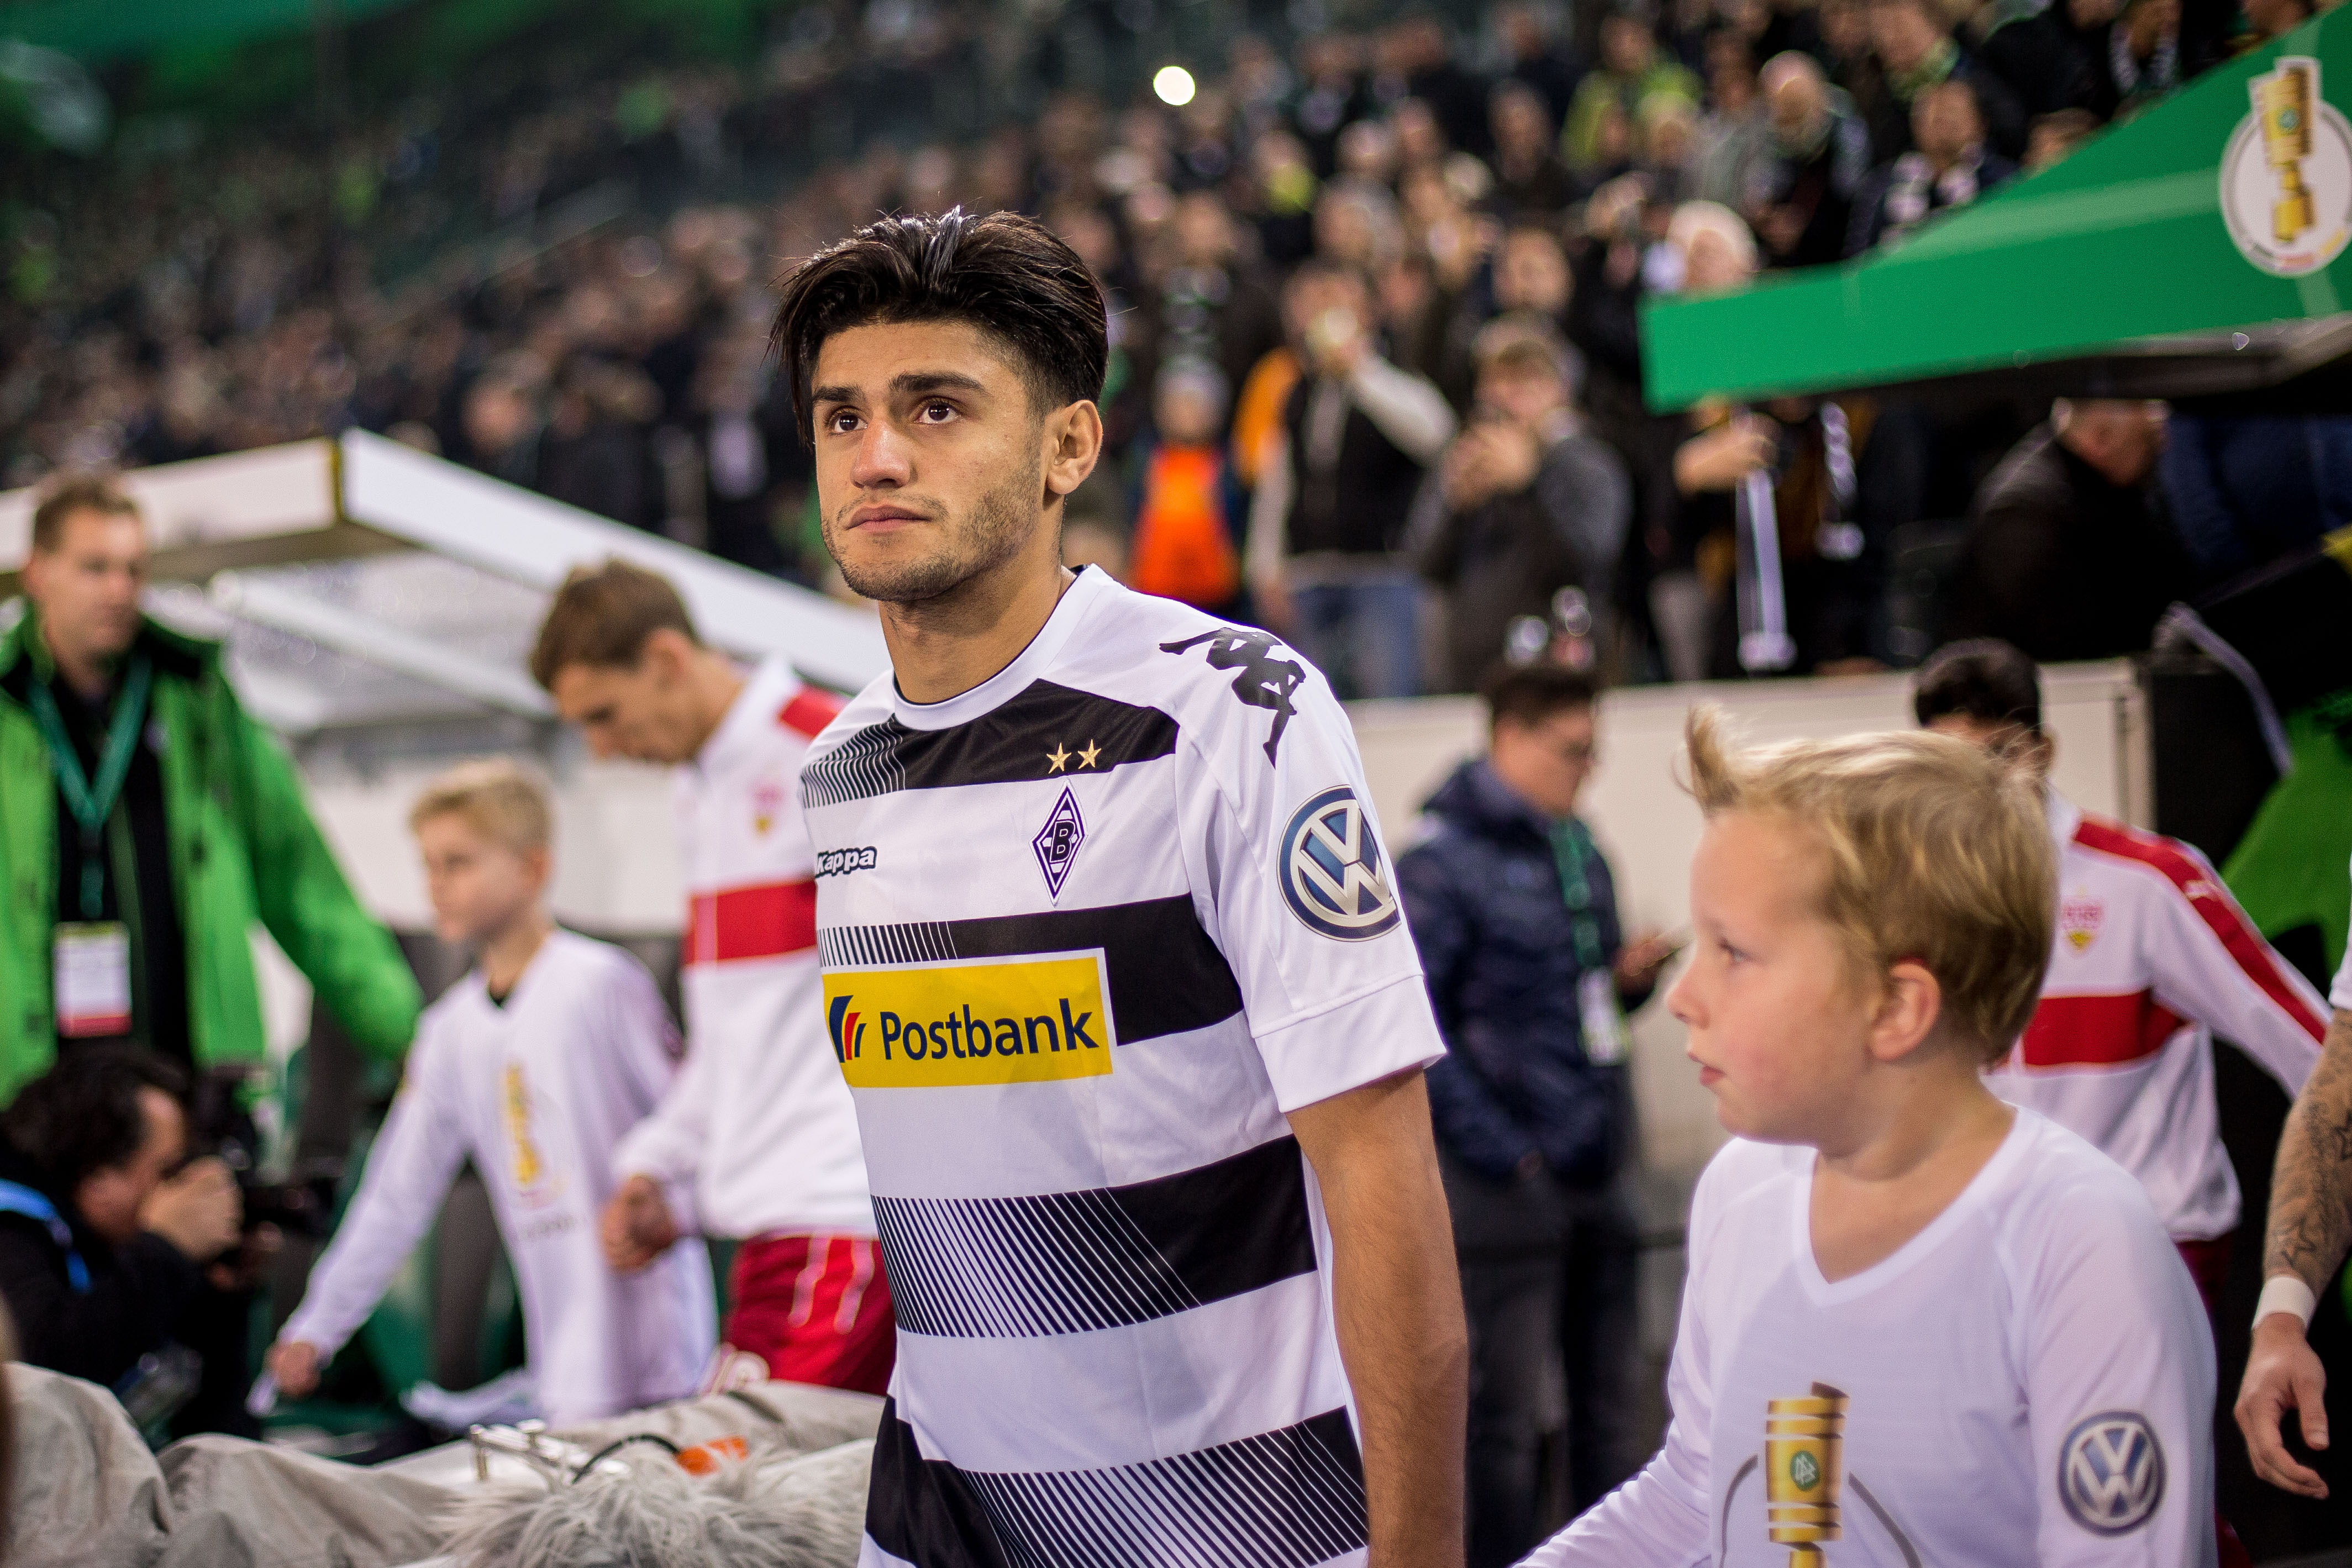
[1160, 625, 1307, 764]
[1278, 786, 1401, 941]
[2059, 1411, 2165, 1535]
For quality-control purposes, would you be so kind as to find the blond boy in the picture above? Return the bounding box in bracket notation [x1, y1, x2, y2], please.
[1526, 713, 2213, 1566]
[264, 761, 712, 1423]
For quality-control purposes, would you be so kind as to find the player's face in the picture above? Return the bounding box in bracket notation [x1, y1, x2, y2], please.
[549, 639, 704, 765]
[22, 509, 148, 669]
[809, 319, 1060, 605]
[415, 813, 547, 946]
[1669, 809, 1879, 1144]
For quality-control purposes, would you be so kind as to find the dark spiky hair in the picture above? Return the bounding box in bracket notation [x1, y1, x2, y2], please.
[769, 208, 1108, 442]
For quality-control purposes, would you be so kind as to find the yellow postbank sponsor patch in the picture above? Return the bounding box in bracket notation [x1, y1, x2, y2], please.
[823, 952, 1116, 1088]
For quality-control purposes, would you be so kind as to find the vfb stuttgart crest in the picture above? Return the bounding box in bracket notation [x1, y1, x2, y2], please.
[1278, 787, 1402, 940]
[2059, 1412, 2165, 1535]
[2061, 894, 2103, 953]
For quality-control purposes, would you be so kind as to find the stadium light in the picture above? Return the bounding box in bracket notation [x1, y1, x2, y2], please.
[1153, 65, 1196, 107]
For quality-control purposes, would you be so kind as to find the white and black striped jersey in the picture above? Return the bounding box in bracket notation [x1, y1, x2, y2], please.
[798, 565, 1445, 1568]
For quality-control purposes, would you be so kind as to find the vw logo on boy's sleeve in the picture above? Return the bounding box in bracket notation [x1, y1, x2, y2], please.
[1278, 786, 1402, 940]
[2058, 1412, 2165, 1535]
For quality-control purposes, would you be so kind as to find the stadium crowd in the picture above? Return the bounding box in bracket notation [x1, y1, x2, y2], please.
[8, 0, 2352, 692]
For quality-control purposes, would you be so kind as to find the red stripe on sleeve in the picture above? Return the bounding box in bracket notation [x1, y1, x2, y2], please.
[2072, 817, 2329, 1043]
[2018, 990, 2187, 1068]
[779, 687, 844, 739]
[683, 880, 819, 966]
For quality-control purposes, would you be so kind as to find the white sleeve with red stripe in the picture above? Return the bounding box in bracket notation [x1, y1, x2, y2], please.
[2113, 824, 2329, 1095]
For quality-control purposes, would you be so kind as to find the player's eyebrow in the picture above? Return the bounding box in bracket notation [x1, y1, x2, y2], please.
[811, 370, 989, 408]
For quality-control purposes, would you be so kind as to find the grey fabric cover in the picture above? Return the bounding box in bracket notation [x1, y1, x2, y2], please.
[4, 1362, 172, 1568]
[157, 1435, 452, 1568]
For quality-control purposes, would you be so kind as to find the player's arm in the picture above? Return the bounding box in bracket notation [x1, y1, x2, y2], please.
[2148, 854, 2328, 1093]
[2239, 1003, 2352, 1498]
[268, 1044, 470, 1396]
[598, 956, 697, 1272]
[2027, 1172, 2215, 1564]
[1287, 1069, 1469, 1568]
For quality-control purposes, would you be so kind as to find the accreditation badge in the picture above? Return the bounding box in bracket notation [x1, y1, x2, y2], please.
[54, 922, 131, 1038]
[1578, 968, 1630, 1066]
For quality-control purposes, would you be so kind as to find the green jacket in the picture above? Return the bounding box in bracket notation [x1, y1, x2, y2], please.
[0, 608, 419, 1101]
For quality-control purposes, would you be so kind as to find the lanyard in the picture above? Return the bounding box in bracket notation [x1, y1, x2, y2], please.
[1548, 818, 1609, 970]
[28, 654, 154, 922]
[0, 1178, 91, 1292]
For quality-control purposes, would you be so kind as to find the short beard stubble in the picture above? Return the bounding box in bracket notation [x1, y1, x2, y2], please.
[829, 451, 1045, 606]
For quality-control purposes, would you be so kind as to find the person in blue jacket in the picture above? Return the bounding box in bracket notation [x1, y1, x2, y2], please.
[1397, 662, 1677, 1566]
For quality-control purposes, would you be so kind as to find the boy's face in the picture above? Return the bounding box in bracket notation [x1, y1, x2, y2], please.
[415, 813, 547, 947]
[1669, 809, 1879, 1143]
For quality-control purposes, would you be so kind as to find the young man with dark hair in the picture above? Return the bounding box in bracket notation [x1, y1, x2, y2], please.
[1914, 640, 2325, 1314]
[530, 561, 888, 1395]
[772, 208, 1468, 1568]
[0, 1048, 241, 1397]
[1396, 665, 1676, 1564]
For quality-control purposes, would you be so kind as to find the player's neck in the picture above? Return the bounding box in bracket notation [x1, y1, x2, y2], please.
[682, 650, 748, 759]
[881, 528, 1076, 706]
[477, 906, 555, 998]
[1807, 1069, 2013, 1281]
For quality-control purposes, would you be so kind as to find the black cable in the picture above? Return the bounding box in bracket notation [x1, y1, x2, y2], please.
[571, 1432, 681, 1483]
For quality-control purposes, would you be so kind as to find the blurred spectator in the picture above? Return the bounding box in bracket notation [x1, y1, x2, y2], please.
[1979, 0, 2122, 118]
[1397, 665, 1677, 1558]
[1864, 0, 2028, 160]
[1693, 36, 1775, 209]
[1417, 322, 1632, 691]
[2025, 107, 2105, 169]
[1820, 0, 1905, 157]
[1496, 3, 1582, 123]
[2160, 413, 2352, 578]
[1488, 84, 1577, 219]
[0, 1049, 241, 1428]
[1754, 53, 1875, 266]
[1380, 14, 1496, 158]
[1246, 260, 1456, 698]
[1951, 398, 2196, 659]
[1564, 14, 1702, 176]
[1129, 361, 1247, 615]
[1133, 192, 1287, 416]
[2243, 0, 2315, 44]
[2103, 0, 2184, 117]
[1848, 77, 2018, 252]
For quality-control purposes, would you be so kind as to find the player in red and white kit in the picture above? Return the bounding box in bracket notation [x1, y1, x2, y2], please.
[531, 561, 890, 1394]
[1916, 641, 2328, 1311]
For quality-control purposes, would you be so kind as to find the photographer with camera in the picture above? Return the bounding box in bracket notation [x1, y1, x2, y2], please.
[0, 1048, 241, 1427]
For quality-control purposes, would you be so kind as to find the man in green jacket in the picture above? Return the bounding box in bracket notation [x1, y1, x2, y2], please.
[1, 473, 420, 1103]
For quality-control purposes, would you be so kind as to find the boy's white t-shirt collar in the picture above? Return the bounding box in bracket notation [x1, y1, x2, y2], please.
[1786, 1105, 2034, 1309]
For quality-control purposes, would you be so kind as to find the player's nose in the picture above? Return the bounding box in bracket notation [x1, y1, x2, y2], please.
[850, 420, 913, 487]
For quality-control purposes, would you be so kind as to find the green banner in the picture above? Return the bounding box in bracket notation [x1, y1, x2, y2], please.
[1641, 13, 2352, 408]
[0, 0, 416, 62]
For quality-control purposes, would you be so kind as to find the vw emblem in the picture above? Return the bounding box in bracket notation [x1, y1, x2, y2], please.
[1278, 786, 1402, 941]
[2058, 1411, 2165, 1535]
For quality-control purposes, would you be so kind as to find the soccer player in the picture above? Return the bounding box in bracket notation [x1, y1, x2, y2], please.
[264, 760, 713, 1423]
[530, 562, 887, 1394]
[773, 209, 1468, 1568]
[1526, 712, 2214, 1565]
[1913, 640, 2327, 1312]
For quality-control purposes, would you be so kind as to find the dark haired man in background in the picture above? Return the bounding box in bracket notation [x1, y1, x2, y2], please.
[0, 1049, 240, 1407]
[1397, 665, 1676, 1564]
[772, 208, 1467, 1568]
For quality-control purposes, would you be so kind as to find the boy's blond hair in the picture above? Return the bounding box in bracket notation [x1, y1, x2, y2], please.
[1683, 707, 2054, 1060]
[408, 759, 554, 856]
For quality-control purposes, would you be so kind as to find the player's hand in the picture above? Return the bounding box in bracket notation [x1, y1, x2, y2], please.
[1252, 573, 1295, 635]
[601, 1174, 680, 1274]
[266, 1339, 323, 1401]
[2238, 1310, 2331, 1498]
[1615, 929, 1682, 995]
[141, 1156, 243, 1261]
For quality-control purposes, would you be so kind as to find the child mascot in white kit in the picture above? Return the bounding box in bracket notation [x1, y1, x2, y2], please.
[1524, 712, 2215, 1567]
[266, 760, 713, 1423]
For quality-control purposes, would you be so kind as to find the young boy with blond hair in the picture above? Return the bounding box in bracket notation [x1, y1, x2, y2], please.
[265, 760, 712, 1423]
[1526, 712, 2214, 1566]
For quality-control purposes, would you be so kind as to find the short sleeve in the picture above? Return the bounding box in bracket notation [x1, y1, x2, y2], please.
[1174, 644, 1444, 1113]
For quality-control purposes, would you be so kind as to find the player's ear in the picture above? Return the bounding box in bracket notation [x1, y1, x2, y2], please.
[1866, 958, 1943, 1064]
[1041, 400, 1104, 502]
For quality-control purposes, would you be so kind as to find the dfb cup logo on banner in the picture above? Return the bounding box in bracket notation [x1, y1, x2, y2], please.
[2222, 57, 2352, 276]
[1278, 787, 1402, 940]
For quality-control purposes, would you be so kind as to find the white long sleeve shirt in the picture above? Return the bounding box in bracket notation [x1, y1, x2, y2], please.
[1986, 793, 2328, 1240]
[613, 657, 875, 1241]
[281, 930, 713, 1423]
[1529, 1112, 2214, 1568]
